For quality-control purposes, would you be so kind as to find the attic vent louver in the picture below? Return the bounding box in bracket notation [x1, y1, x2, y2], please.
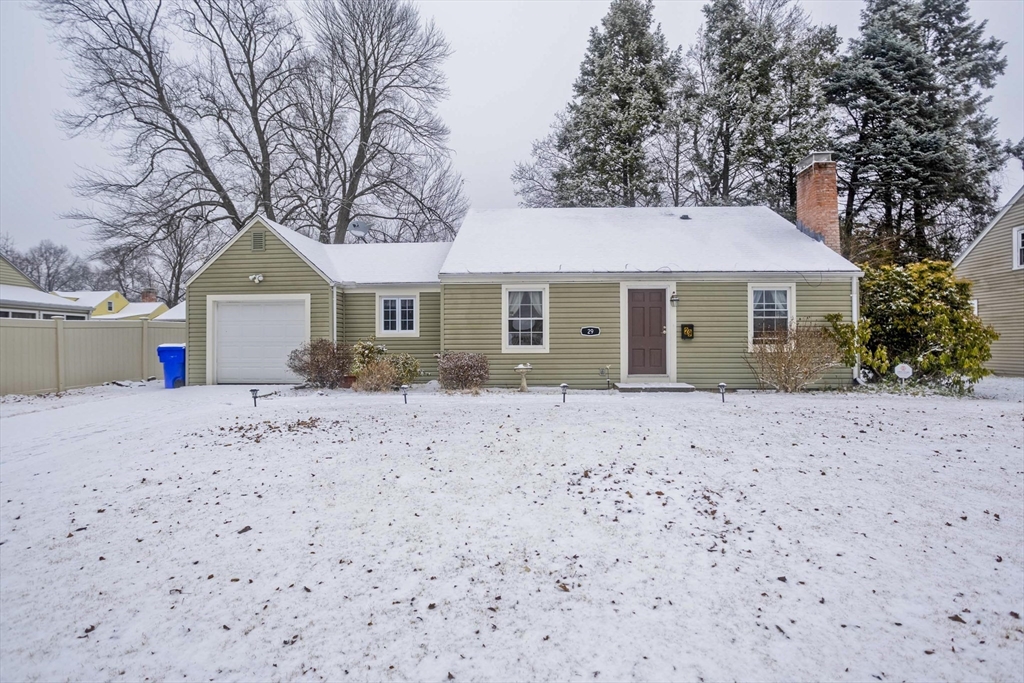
[251, 231, 265, 251]
[679, 214, 691, 220]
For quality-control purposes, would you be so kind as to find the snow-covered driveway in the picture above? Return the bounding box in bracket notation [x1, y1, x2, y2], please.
[1, 380, 1022, 682]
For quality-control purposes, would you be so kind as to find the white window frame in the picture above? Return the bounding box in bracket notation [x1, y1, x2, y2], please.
[106, 300, 114, 312]
[501, 283, 549, 354]
[0, 309, 39, 319]
[969, 299, 979, 316]
[748, 283, 796, 351]
[376, 292, 420, 338]
[1013, 226, 1024, 270]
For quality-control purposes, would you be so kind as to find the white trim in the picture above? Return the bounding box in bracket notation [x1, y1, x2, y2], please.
[342, 284, 441, 293]
[969, 299, 979, 316]
[1013, 226, 1024, 271]
[619, 281, 677, 383]
[852, 276, 860, 380]
[441, 271, 861, 285]
[186, 217, 335, 288]
[747, 283, 796, 352]
[204, 293, 311, 385]
[376, 291, 420, 338]
[501, 283, 550, 354]
[331, 285, 338, 343]
[954, 185, 1024, 267]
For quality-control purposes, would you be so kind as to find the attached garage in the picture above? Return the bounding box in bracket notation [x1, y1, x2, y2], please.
[208, 295, 310, 384]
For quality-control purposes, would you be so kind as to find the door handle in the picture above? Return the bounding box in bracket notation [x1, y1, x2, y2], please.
[662, 326, 667, 335]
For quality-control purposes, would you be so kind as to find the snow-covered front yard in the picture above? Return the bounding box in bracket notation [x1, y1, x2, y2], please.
[1, 379, 1022, 682]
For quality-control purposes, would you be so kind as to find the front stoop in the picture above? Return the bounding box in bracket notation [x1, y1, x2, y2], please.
[613, 382, 696, 393]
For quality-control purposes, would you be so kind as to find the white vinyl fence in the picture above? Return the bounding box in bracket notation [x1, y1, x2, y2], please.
[0, 319, 186, 396]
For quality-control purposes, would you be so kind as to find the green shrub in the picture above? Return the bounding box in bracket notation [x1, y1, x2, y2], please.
[827, 260, 997, 394]
[286, 339, 353, 388]
[388, 352, 420, 385]
[352, 338, 388, 375]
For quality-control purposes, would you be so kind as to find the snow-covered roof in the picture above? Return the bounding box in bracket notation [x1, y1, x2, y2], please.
[262, 218, 452, 285]
[0, 285, 94, 311]
[55, 290, 118, 308]
[154, 302, 185, 321]
[94, 302, 165, 320]
[440, 207, 860, 276]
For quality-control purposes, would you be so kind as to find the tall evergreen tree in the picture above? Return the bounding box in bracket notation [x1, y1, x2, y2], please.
[827, 0, 1005, 262]
[512, 0, 680, 207]
[661, 0, 837, 213]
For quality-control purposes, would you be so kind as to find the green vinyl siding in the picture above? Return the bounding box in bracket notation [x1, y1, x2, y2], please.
[186, 220, 332, 385]
[956, 195, 1024, 377]
[675, 279, 854, 389]
[442, 282, 621, 389]
[341, 292, 441, 380]
[0, 255, 37, 288]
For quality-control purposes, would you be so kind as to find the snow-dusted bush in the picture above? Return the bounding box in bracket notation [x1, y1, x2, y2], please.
[352, 339, 387, 375]
[436, 352, 489, 391]
[286, 339, 353, 388]
[353, 359, 398, 392]
[388, 352, 420, 385]
[745, 320, 842, 392]
[827, 260, 997, 394]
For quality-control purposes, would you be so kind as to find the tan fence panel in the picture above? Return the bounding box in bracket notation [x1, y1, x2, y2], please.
[0, 320, 61, 395]
[0, 319, 186, 396]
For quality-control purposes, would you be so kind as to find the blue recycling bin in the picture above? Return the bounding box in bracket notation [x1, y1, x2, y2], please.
[157, 343, 186, 388]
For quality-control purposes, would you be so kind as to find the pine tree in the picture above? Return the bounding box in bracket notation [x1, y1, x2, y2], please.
[664, 0, 837, 213]
[827, 0, 1006, 262]
[512, 0, 679, 208]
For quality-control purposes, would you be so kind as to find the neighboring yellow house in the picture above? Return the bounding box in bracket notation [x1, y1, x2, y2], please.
[55, 290, 129, 316]
[56, 290, 169, 320]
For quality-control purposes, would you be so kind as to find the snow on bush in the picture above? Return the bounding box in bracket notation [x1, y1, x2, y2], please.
[827, 260, 998, 394]
[436, 351, 489, 390]
[352, 338, 388, 375]
[352, 359, 398, 392]
[388, 352, 420, 385]
[286, 339, 353, 388]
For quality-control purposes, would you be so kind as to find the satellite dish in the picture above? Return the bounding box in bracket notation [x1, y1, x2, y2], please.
[347, 219, 369, 239]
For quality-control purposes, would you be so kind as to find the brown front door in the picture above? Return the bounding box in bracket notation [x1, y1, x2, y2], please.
[628, 289, 666, 375]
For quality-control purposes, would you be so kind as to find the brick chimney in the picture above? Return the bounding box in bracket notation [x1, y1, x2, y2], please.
[796, 151, 841, 253]
[140, 288, 158, 303]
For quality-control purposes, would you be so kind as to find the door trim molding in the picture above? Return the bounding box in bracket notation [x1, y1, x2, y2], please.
[205, 293, 311, 385]
[619, 281, 676, 383]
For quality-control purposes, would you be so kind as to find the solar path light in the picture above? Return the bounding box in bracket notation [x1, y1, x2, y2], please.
[560, 383, 568, 403]
[718, 382, 727, 403]
[401, 384, 409, 404]
[250, 388, 259, 407]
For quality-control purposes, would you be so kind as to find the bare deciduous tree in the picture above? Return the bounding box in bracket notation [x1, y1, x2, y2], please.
[7, 240, 93, 291]
[305, 0, 466, 243]
[510, 112, 571, 208]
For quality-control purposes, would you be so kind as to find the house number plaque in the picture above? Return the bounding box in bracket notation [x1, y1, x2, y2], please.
[580, 327, 601, 337]
[681, 324, 695, 339]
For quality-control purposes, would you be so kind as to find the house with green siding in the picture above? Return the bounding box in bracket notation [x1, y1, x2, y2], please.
[185, 152, 861, 389]
[954, 186, 1024, 377]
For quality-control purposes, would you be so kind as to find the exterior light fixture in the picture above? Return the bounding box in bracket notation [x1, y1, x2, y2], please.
[401, 384, 409, 404]
[248, 273, 264, 284]
[250, 388, 259, 407]
[670, 292, 679, 306]
[718, 382, 727, 403]
[560, 383, 568, 403]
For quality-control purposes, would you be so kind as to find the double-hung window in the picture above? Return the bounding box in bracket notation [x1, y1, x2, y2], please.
[503, 285, 548, 352]
[749, 284, 794, 347]
[378, 295, 417, 336]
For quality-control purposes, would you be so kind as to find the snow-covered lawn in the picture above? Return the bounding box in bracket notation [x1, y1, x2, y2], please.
[1, 379, 1021, 682]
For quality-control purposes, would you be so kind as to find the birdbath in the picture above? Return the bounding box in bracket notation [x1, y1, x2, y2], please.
[514, 363, 532, 392]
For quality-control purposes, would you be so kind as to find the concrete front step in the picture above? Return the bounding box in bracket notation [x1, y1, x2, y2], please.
[613, 382, 696, 393]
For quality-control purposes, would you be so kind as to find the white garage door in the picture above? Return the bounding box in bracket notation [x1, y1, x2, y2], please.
[215, 300, 307, 383]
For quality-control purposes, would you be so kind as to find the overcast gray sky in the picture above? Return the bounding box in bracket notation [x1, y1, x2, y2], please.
[1, 0, 1021, 256]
